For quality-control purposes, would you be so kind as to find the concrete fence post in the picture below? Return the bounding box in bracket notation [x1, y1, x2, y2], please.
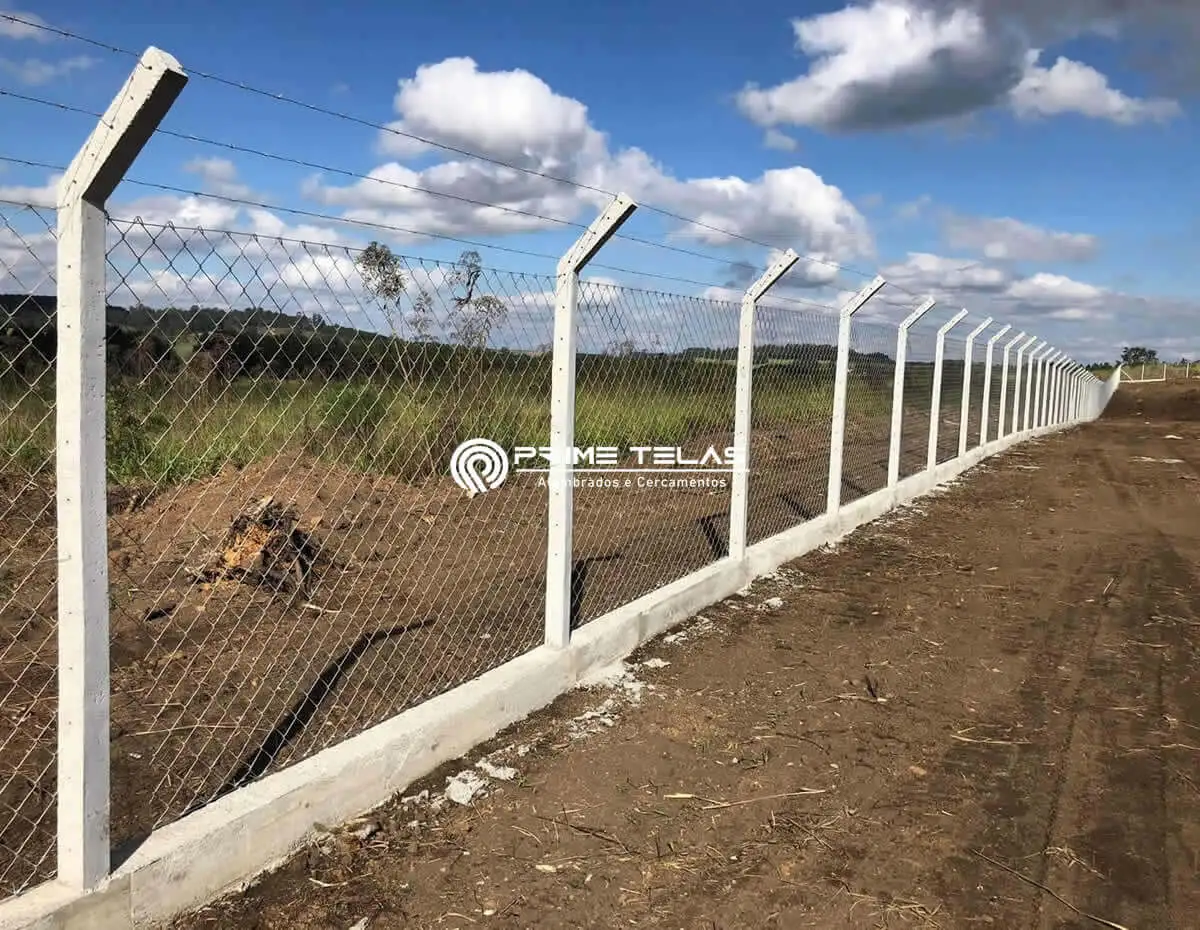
[1035, 350, 1060, 429]
[995, 330, 1025, 441]
[826, 276, 886, 514]
[1010, 335, 1037, 436]
[886, 296, 936, 488]
[1048, 358, 1063, 425]
[545, 194, 637, 649]
[958, 316, 992, 457]
[728, 249, 799, 559]
[56, 46, 188, 892]
[1022, 341, 1047, 433]
[1056, 359, 1072, 424]
[979, 324, 1011, 445]
[1046, 352, 1064, 427]
[926, 309, 968, 470]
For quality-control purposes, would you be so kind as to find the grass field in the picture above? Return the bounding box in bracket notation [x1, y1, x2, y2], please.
[0, 351, 909, 489]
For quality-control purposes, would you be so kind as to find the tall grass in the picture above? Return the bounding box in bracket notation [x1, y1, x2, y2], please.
[0, 354, 903, 490]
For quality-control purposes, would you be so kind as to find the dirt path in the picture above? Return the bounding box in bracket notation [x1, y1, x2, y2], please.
[173, 381, 1200, 930]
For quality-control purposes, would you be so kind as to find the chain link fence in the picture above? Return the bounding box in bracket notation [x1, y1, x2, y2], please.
[0, 201, 59, 896]
[746, 304, 838, 544]
[841, 315, 900, 505]
[571, 286, 739, 625]
[0, 194, 1098, 900]
[101, 218, 555, 844]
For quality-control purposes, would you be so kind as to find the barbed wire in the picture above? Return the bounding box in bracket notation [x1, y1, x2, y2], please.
[0, 11, 886, 285]
[0, 168, 840, 313]
[0, 87, 865, 287]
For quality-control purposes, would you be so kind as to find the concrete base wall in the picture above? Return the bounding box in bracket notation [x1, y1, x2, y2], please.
[0, 411, 1109, 930]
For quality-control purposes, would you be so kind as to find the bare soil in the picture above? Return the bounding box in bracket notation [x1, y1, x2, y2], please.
[160, 379, 1200, 929]
[0, 388, 960, 894]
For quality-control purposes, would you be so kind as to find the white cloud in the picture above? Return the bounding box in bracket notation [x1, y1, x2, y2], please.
[0, 54, 94, 85]
[305, 56, 872, 260]
[1005, 271, 1106, 304]
[941, 213, 1100, 262]
[0, 9, 52, 41]
[737, 1, 1025, 132]
[895, 195, 933, 221]
[0, 172, 57, 208]
[183, 157, 253, 199]
[763, 128, 798, 151]
[736, 0, 1181, 132]
[1009, 51, 1181, 124]
[882, 252, 1012, 293]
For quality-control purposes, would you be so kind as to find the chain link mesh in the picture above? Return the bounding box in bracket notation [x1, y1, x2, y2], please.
[101, 218, 553, 843]
[0, 201, 58, 895]
[840, 316, 899, 504]
[570, 285, 739, 625]
[0, 189, 1085, 898]
[961, 342, 989, 454]
[746, 305, 838, 544]
[933, 334, 968, 466]
[898, 324, 937, 482]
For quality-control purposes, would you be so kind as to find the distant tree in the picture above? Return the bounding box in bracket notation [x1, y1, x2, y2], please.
[609, 337, 637, 357]
[1120, 346, 1159, 365]
[356, 241, 407, 335]
[447, 250, 507, 350]
[408, 289, 436, 342]
[355, 240, 411, 376]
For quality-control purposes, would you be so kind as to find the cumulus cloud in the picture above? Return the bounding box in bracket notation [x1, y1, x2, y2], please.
[0, 9, 52, 41]
[183, 157, 253, 199]
[0, 172, 57, 208]
[763, 129, 799, 151]
[940, 213, 1100, 262]
[0, 53, 94, 85]
[736, 0, 1181, 133]
[305, 56, 872, 261]
[737, 1, 1025, 132]
[1010, 51, 1181, 123]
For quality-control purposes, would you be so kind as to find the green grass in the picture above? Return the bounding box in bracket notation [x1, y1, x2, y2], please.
[0, 355, 907, 489]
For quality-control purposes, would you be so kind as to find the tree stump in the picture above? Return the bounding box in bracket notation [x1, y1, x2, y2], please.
[196, 497, 326, 598]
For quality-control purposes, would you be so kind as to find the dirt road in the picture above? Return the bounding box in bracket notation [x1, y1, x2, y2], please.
[174, 381, 1200, 929]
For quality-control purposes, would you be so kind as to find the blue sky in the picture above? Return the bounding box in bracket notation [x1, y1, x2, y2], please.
[0, 0, 1197, 361]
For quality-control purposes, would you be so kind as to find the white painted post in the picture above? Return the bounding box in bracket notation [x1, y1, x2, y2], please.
[958, 316, 992, 457]
[1040, 350, 1062, 428]
[1030, 349, 1043, 429]
[995, 330, 1024, 441]
[1033, 348, 1056, 429]
[545, 193, 637, 649]
[979, 324, 1011, 445]
[1047, 359, 1061, 425]
[1047, 358, 1063, 425]
[886, 296, 936, 488]
[826, 275, 886, 514]
[728, 249, 799, 559]
[1022, 341, 1047, 433]
[56, 47, 188, 892]
[1010, 335, 1037, 436]
[926, 309, 968, 470]
[1070, 364, 1080, 424]
[1056, 359, 1071, 424]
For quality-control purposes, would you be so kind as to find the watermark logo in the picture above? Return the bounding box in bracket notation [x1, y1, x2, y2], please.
[450, 438, 510, 494]
[450, 439, 741, 494]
